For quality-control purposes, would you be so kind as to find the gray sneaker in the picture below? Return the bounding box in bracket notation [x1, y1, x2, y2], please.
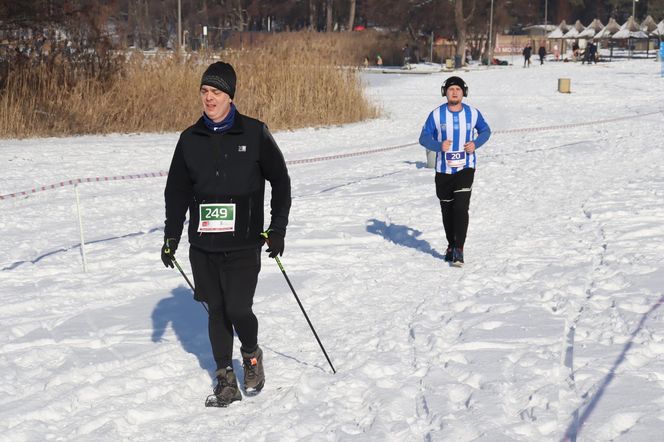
[241, 346, 265, 394]
[205, 367, 242, 407]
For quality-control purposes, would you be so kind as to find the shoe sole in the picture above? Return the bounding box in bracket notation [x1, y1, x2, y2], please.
[244, 380, 265, 396]
[205, 394, 242, 408]
[451, 261, 464, 267]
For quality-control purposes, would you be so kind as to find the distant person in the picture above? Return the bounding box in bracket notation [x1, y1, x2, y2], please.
[363, 56, 369, 68]
[162, 61, 291, 407]
[491, 57, 508, 66]
[572, 42, 580, 61]
[553, 44, 560, 61]
[538, 45, 546, 65]
[584, 42, 597, 64]
[582, 42, 591, 64]
[522, 44, 532, 67]
[418, 76, 492, 267]
[402, 43, 412, 67]
[376, 54, 383, 66]
[590, 42, 598, 63]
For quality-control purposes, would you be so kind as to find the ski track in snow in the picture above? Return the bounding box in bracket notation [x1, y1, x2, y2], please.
[1, 60, 664, 441]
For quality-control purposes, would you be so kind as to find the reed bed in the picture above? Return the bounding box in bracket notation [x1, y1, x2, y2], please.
[0, 32, 388, 138]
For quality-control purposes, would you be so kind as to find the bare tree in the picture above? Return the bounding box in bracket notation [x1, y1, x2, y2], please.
[453, 0, 476, 63]
[326, 0, 333, 31]
[347, 0, 356, 31]
[233, 0, 247, 30]
[4, 0, 653, 53]
[309, 0, 318, 30]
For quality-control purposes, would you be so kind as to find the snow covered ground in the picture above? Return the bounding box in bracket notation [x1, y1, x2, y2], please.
[1, 59, 663, 441]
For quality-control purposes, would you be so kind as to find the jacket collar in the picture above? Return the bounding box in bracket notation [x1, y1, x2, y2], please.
[193, 112, 244, 136]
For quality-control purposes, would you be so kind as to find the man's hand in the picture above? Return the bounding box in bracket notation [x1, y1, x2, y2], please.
[263, 230, 285, 258]
[161, 238, 179, 268]
[442, 140, 452, 152]
[463, 141, 476, 154]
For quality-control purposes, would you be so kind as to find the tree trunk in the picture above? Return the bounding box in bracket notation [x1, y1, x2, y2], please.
[326, 0, 333, 32]
[309, 0, 317, 31]
[486, 26, 499, 64]
[348, 0, 356, 32]
[453, 0, 476, 65]
[237, 0, 247, 31]
[454, 0, 467, 60]
[232, 0, 241, 31]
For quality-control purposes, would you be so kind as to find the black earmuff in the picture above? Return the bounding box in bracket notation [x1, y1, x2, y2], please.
[441, 76, 468, 97]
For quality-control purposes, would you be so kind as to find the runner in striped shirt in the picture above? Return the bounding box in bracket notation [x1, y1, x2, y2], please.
[419, 76, 491, 266]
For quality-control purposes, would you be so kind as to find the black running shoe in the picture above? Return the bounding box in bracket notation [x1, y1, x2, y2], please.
[452, 247, 464, 267]
[444, 246, 453, 262]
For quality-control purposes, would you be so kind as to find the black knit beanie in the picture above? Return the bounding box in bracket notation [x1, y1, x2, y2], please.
[200, 61, 236, 99]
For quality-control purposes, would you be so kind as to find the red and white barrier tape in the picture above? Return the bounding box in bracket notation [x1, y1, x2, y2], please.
[1, 110, 661, 201]
[0, 172, 168, 200]
[0, 143, 416, 200]
[285, 142, 416, 165]
[494, 110, 663, 134]
[285, 109, 662, 164]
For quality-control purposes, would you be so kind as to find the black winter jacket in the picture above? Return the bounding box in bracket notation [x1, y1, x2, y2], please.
[164, 113, 291, 252]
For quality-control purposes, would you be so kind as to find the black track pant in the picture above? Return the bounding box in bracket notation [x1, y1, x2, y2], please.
[435, 168, 475, 249]
[189, 246, 261, 370]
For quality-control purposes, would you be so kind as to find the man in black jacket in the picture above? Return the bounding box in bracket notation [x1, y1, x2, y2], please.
[161, 61, 291, 407]
[522, 44, 532, 68]
[538, 45, 546, 65]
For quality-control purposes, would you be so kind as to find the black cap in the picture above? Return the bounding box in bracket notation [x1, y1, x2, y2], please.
[441, 76, 468, 97]
[201, 61, 236, 99]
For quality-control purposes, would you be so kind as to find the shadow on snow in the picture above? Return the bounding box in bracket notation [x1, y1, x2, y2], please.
[1, 226, 164, 271]
[563, 294, 664, 441]
[151, 285, 216, 379]
[366, 218, 444, 260]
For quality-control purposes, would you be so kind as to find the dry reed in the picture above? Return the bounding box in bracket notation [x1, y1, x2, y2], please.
[0, 32, 387, 139]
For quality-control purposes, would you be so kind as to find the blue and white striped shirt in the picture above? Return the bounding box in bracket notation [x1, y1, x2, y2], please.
[419, 103, 491, 174]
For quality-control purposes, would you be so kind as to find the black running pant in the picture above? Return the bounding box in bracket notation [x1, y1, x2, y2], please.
[189, 246, 261, 370]
[435, 168, 475, 250]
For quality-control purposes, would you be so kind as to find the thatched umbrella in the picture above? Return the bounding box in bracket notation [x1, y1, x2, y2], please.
[547, 27, 565, 38]
[557, 20, 570, 34]
[641, 15, 658, 34]
[654, 20, 664, 38]
[561, 20, 585, 61]
[594, 18, 622, 59]
[547, 20, 568, 39]
[612, 16, 649, 58]
[578, 18, 605, 39]
[594, 17, 621, 39]
[640, 16, 659, 57]
[612, 16, 648, 39]
[547, 20, 570, 58]
[562, 20, 585, 39]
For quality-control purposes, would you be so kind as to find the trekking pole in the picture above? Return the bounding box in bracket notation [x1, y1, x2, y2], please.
[169, 254, 209, 314]
[276, 255, 335, 374]
[261, 234, 335, 374]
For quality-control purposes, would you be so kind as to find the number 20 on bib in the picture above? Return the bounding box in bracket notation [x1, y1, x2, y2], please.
[445, 151, 466, 169]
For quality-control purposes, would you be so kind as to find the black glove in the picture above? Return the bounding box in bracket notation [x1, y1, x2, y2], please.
[264, 230, 285, 258]
[161, 238, 179, 268]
